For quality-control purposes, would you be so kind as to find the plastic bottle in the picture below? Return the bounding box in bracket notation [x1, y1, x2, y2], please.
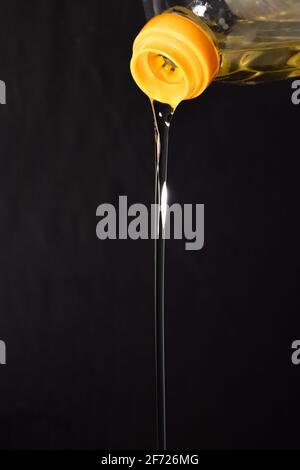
[130, 0, 300, 107]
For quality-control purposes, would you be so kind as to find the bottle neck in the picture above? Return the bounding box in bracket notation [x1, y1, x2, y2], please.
[130, 12, 220, 108]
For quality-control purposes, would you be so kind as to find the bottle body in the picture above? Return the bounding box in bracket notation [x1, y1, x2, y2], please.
[142, 0, 300, 84]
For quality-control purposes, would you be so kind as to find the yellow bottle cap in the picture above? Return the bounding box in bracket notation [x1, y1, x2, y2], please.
[130, 13, 220, 109]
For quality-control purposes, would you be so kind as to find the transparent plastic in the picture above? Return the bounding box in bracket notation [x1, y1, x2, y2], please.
[142, 0, 300, 83]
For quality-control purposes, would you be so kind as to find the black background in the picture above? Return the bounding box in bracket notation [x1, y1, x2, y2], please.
[0, 0, 299, 450]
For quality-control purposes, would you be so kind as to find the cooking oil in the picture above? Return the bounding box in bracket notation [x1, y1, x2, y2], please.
[216, 24, 300, 83]
[172, 6, 300, 84]
[130, 1, 300, 451]
[152, 100, 174, 451]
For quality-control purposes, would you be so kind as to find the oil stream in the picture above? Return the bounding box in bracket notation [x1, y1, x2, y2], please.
[152, 100, 174, 450]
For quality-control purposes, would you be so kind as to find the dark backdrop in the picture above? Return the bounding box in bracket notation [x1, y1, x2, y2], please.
[0, 0, 299, 450]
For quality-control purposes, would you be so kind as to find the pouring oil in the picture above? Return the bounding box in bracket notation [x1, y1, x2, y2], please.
[152, 100, 174, 451]
[130, 3, 300, 452]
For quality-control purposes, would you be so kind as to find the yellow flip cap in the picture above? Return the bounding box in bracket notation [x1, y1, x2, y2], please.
[130, 13, 220, 109]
